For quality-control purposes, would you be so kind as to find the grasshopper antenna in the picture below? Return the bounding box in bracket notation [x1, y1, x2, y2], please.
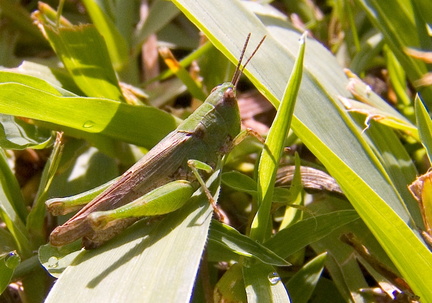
[231, 33, 251, 86]
[232, 34, 266, 87]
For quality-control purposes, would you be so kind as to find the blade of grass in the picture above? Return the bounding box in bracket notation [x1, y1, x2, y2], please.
[26, 133, 64, 246]
[286, 252, 327, 303]
[264, 210, 360, 259]
[0, 114, 53, 150]
[250, 32, 306, 242]
[415, 95, 432, 165]
[34, 6, 125, 101]
[243, 262, 290, 303]
[208, 221, 290, 267]
[131, 0, 180, 56]
[81, 0, 129, 70]
[0, 153, 32, 258]
[0, 78, 177, 149]
[159, 47, 207, 101]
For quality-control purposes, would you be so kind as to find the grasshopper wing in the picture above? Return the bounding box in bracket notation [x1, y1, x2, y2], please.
[49, 131, 199, 247]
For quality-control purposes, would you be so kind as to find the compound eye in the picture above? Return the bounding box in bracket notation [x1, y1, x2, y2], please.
[223, 87, 236, 102]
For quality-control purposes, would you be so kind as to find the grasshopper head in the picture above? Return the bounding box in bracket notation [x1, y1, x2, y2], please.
[209, 82, 236, 105]
[208, 82, 240, 139]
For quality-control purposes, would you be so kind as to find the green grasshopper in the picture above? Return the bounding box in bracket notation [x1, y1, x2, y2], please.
[47, 34, 266, 249]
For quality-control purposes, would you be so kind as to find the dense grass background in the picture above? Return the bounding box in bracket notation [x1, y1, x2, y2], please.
[0, 1, 431, 302]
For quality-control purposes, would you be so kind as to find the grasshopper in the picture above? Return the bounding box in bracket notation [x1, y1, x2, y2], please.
[47, 34, 266, 249]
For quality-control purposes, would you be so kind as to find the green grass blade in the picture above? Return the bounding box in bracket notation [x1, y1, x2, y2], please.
[159, 48, 207, 101]
[0, 114, 53, 150]
[265, 210, 359, 259]
[415, 95, 432, 165]
[81, 0, 129, 70]
[0, 149, 32, 258]
[34, 4, 125, 101]
[213, 263, 247, 302]
[0, 78, 177, 149]
[250, 32, 306, 242]
[308, 197, 396, 301]
[208, 221, 290, 267]
[286, 252, 327, 303]
[132, 0, 180, 55]
[243, 263, 291, 303]
[339, 97, 418, 139]
[0, 252, 19, 294]
[26, 133, 64, 245]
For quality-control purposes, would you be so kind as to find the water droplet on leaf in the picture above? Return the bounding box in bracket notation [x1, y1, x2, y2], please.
[48, 256, 59, 268]
[5, 251, 21, 269]
[268, 272, 281, 285]
[82, 120, 95, 128]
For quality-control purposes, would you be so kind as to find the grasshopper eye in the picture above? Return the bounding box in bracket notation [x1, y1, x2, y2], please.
[223, 87, 236, 101]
